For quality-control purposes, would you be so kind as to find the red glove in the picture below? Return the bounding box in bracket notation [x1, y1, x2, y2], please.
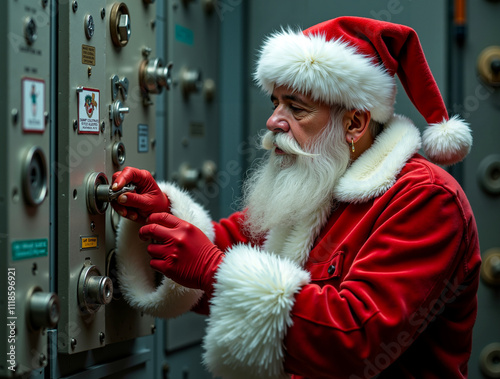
[139, 213, 224, 296]
[111, 167, 171, 223]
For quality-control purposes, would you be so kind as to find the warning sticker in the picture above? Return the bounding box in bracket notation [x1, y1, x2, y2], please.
[81, 236, 99, 250]
[12, 239, 48, 261]
[22, 77, 45, 133]
[77, 87, 100, 134]
[82, 44, 96, 66]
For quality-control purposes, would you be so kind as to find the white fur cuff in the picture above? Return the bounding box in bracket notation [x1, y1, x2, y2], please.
[114, 181, 215, 318]
[203, 244, 310, 379]
[115, 218, 203, 318]
[158, 181, 215, 242]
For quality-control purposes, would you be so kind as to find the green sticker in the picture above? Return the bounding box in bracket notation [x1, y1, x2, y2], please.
[12, 239, 48, 261]
[175, 24, 194, 46]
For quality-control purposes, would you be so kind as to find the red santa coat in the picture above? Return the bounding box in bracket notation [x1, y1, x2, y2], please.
[115, 115, 480, 379]
[204, 116, 481, 379]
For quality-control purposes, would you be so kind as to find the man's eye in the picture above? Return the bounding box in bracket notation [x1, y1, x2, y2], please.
[290, 105, 304, 113]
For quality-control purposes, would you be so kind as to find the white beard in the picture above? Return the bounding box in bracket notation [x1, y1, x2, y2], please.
[242, 111, 351, 241]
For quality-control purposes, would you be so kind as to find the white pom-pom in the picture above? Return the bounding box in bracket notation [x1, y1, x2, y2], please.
[422, 115, 472, 166]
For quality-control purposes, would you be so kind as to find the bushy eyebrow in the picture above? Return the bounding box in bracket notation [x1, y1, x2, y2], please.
[270, 94, 309, 107]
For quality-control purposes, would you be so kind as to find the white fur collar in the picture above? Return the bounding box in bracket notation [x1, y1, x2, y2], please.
[333, 114, 421, 203]
[264, 114, 421, 265]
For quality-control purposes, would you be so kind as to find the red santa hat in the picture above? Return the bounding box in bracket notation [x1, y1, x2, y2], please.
[254, 16, 472, 166]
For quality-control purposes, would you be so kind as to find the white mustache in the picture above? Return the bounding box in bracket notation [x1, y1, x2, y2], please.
[261, 131, 318, 158]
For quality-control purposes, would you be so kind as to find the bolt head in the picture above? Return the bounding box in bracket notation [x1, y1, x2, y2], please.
[11, 109, 19, 124]
[39, 353, 47, 366]
[25, 18, 37, 45]
[85, 15, 95, 39]
[118, 14, 131, 43]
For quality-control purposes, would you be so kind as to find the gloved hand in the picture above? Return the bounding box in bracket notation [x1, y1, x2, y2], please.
[139, 213, 224, 296]
[111, 167, 171, 223]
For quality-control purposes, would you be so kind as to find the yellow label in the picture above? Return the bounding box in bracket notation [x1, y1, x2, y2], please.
[81, 236, 98, 249]
[82, 45, 96, 66]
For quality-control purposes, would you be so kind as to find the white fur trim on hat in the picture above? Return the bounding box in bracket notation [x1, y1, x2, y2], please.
[115, 181, 215, 318]
[203, 244, 310, 379]
[422, 115, 472, 166]
[254, 28, 396, 123]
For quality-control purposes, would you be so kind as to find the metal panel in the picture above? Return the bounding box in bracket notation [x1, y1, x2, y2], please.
[0, 0, 55, 377]
[166, 0, 220, 218]
[56, 0, 111, 355]
[56, 0, 165, 356]
[461, 0, 500, 377]
[103, 0, 158, 346]
[161, 2, 221, 377]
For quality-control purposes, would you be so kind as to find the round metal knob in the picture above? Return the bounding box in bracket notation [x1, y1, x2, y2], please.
[112, 141, 126, 166]
[86, 172, 109, 215]
[27, 288, 60, 330]
[480, 343, 500, 378]
[491, 59, 500, 74]
[110, 100, 129, 127]
[201, 160, 217, 183]
[78, 261, 113, 315]
[180, 67, 203, 98]
[203, 78, 216, 102]
[178, 163, 200, 189]
[22, 146, 48, 207]
[139, 58, 173, 94]
[477, 46, 500, 86]
[481, 248, 500, 287]
[477, 155, 500, 196]
[86, 275, 113, 305]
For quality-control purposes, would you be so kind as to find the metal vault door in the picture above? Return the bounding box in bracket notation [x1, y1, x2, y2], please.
[56, 0, 165, 358]
[0, 1, 58, 377]
[161, 1, 221, 377]
[463, 0, 500, 377]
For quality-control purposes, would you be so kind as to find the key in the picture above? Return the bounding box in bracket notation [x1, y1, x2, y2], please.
[108, 184, 136, 201]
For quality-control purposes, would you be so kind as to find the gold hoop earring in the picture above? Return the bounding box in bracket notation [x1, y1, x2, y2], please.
[351, 138, 355, 153]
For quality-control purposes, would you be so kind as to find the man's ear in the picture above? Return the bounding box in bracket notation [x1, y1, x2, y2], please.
[343, 110, 371, 144]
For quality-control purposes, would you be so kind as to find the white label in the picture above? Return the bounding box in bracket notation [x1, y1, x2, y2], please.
[138, 124, 149, 153]
[22, 78, 45, 132]
[78, 88, 100, 134]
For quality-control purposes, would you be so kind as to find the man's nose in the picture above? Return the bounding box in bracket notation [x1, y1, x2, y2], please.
[266, 107, 290, 133]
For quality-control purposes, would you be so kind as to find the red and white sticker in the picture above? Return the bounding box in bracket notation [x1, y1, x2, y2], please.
[77, 87, 100, 134]
[22, 77, 45, 133]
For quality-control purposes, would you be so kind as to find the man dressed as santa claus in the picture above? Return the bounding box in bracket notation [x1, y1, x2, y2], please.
[111, 16, 481, 379]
